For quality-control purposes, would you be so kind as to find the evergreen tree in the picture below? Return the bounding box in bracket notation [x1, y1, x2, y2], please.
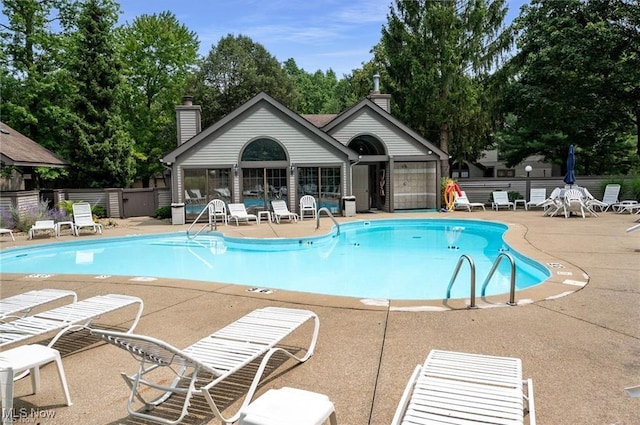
[67, 0, 135, 188]
[380, 0, 512, 176]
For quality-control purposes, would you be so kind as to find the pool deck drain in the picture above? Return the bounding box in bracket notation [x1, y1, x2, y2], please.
[1, 210, 638, 424]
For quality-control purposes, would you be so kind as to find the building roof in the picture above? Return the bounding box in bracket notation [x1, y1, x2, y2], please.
[301, 114, 338, 127]
[162, 92, 359, 163]
[0, 121, 68, 168]
[322, 98, 450, 160]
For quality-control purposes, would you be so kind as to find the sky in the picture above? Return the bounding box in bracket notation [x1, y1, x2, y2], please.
[116, 0, 530, 78]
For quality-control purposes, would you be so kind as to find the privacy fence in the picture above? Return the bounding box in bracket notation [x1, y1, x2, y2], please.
[0, 176, 635, 219]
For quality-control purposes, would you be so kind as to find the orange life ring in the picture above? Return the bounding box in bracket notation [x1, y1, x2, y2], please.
[444, 181, 462, 212]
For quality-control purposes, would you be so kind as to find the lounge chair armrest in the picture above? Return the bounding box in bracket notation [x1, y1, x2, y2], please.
[526, 377, 536, 425]
[390, 365, 422, 425]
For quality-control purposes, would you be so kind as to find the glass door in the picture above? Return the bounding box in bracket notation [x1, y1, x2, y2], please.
[242, 168, 288, 212]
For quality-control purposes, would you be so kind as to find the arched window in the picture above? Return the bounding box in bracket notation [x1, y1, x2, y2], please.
[241, 138, 287, 161]
[348, 135, 386, 156]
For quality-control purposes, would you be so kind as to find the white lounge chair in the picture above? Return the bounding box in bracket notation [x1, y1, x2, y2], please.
[392, 349, 535, 425]
[587, 184, 620, 212]
[91, 306, 319, 425]
[626, 223, 640, 234]
[0, 228, 14, 241]
[272, 199, 298, 223]
[28, 220, 56, 240]
[526, 188, 547, 210]
[0, 289, 77, 321]
[0, 294, 143, 349]
[72, 202, 103, 236]
[492, 191, 515, 211]
[227, 203, 258, 226]
[537, 188, 564, 217]
[299, 195, 317, 220]
[208, 199, 228, 226]
[454, 191, 485, 211]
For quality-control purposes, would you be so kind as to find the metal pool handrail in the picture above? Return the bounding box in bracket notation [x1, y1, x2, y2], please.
[481, 252, 517, 306]
[446, 254, 477, 308]
[316, 207, 340, 235]
[186, 201, 217, 240]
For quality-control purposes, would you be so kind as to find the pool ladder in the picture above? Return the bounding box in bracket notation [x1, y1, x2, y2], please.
[186, 201, 218, 240]
[316, 207, 340, 235]
[445, 252, 517, 308]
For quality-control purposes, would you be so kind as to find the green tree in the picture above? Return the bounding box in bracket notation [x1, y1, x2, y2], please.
[283, 58, 341, 114]
[117, 11, 199, 187]
[379, 0, 512, 176]
[498, 0, 639, 175]
[190, 34, 297, 127]
[67, 0, 135, 188]
[0, 0, 79, 184]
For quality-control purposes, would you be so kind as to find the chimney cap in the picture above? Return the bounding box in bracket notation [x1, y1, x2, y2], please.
[182, 96, 194, 106]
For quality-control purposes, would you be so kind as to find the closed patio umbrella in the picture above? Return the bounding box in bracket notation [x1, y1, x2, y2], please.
[563, 145, 576, 186]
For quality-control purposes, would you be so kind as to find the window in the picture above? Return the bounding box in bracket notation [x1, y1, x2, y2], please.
[298, 166, 341, 213]
[241, 138, 286, 161]
[497, 169, 515, 177]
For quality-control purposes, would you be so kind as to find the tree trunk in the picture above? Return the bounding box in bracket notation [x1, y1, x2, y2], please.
[440, 122, 451, 178]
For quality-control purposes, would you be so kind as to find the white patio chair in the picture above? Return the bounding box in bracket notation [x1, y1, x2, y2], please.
[299, 195, 317, 220]
[272, 199, 298, 223]
[28, 220, 56, 240]
[91, 307, 319, 425]
[227, 203, 258, 226]
[0, 289, 77, 322]
[454, 191, 485, 211]
[0, 294, 143, 349]
[208, 199, 228, 226]
[492, 191, 515, 210]
[391, 349, 535, 425]
[526, 188, 547, 210]
[72, 202, 103, 236]
[563, 188, 588, 218]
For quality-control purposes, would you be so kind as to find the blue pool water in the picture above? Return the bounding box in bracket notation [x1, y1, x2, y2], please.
[0, 219, 549, 300]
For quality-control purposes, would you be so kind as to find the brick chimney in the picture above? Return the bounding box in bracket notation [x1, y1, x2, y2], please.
[175, 96, 201, 145]
[367, 74, 392, 113]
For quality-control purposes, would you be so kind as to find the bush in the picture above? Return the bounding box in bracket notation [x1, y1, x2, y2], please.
[11, 200, 70, 233]
[91, 205, 106, 218]
[630, 178, 640, 201]
[56, 200, 76, 216]
[0, 209, 15, 230]
[155, 205, 171, 219]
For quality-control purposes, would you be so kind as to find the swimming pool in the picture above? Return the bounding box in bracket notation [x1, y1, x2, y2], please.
[0, 219, 549, 300]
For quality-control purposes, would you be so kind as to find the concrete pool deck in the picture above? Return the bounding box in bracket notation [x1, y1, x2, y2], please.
[1, 209, 638, 424]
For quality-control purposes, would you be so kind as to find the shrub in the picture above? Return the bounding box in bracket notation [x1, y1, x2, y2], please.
[12, 200, 54, 233]
[155, 205, 171, 219]
[91, 205, 106, 218]
[0, 209, 15, 230]
[630, 178, 640, 201]
[56, 200, 76, 216]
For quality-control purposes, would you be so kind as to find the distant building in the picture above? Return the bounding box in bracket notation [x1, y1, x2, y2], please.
[162, 79, 450, 220]
[0, 121, 68, 191]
